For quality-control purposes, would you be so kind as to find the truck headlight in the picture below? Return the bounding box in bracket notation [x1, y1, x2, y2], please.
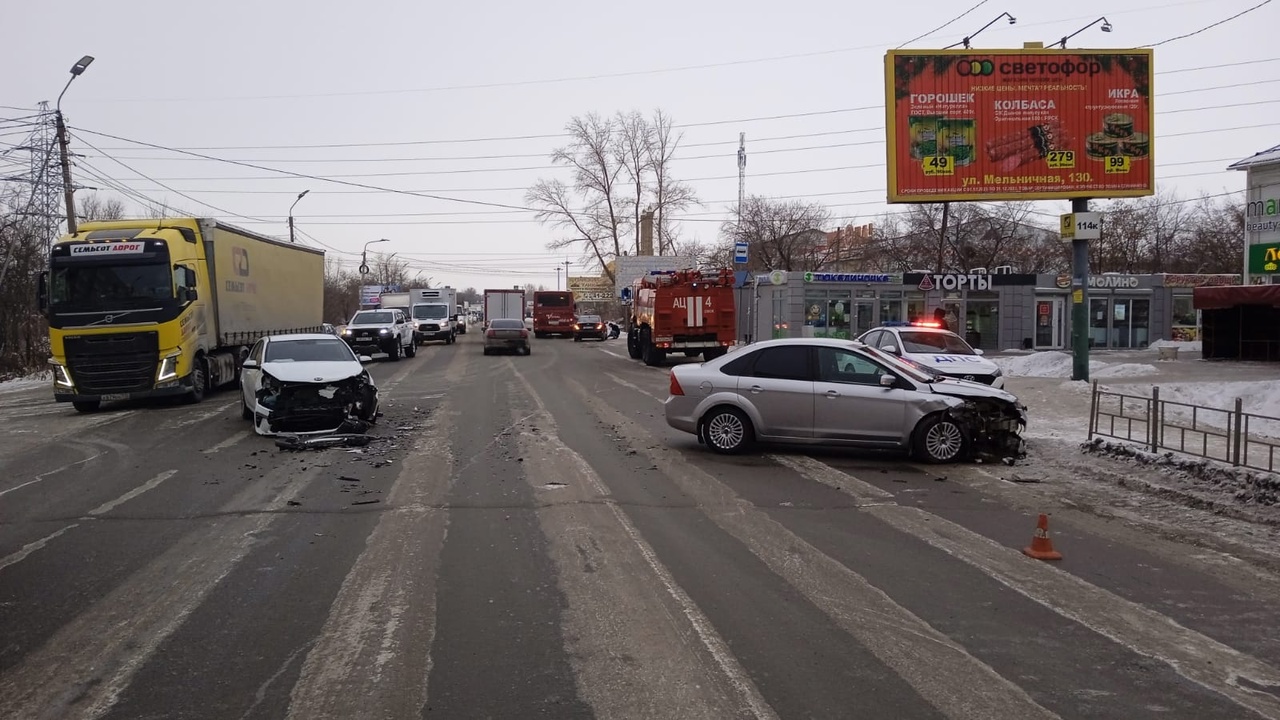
[157, 352, 181, 382]
[49, 359, 74, 389]
[379, 328, 389, 334]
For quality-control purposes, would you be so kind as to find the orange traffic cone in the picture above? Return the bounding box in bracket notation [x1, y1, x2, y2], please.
[1022, 513, 1063, 561]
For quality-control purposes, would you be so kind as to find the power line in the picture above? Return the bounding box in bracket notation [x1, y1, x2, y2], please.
[81, 63, 1280, 153]
[72, 95, 1279, 184]
[897, 0, 989, 48]
[1144, 0, 1273, 47]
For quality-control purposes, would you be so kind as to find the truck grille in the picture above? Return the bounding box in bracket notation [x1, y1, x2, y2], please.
[420, 323, 440, 332]
[64, 332, 159, 394]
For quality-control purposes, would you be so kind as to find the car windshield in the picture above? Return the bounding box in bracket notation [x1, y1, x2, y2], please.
[491, 319, 524, 329]
[352, 311, 393, 324]
[413, 304, 449, 320]
[861, 344, 937, 383]
[577, 315, 601, 323]
[265, 338, 355, 363]
[898, 331, 975, 355]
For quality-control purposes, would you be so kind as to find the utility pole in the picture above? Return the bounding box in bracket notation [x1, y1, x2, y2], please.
[555, 266, 562, 291]
[1070, 197, 1091, 381]
[288, 189, 309, 244]
[29, 102, 62, 251]
[562, 260, 571, 288]
[55, 55, 94, 235]
[55, 110, 76, 234]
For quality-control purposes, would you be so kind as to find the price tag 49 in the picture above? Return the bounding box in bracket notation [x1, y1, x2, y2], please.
[922, 155, 954, 177]
[1104, 155, 1131, 174]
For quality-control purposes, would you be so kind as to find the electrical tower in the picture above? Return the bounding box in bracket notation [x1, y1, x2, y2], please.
[737, 132, 746, 210]
[27, 102, 63, 251]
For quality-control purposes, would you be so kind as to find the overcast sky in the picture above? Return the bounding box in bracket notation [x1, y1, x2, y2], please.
[4, 0, 1275, 293]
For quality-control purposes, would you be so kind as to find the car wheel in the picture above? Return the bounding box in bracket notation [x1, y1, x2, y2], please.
[405, 339, 416, 358]
[387, 341, 401, 362]
[524, 345, 532, 356]
[913, 414, 969, 463]
[574, 336, 581, 342]
[700, 406, 753, 454]
[483, 347, 491, 356]
[241, 396, 253, 420]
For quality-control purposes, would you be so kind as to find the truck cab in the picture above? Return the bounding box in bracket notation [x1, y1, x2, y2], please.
[410, 302, 455, 345]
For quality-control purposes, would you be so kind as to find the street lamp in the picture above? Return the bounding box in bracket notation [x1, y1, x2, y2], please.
[360, 238, 389, 276]
[555, 266, 562, 290]
[288, 189, 309, 243]
[56, 55, 94, 235]
[944, 12, 1017, 49]
[1053, 17, 1112, 48]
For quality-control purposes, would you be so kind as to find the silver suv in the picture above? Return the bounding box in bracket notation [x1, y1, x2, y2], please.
[341, 309, 417, 361]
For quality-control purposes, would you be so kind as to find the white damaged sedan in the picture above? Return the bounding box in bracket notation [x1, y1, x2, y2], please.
[239, 333, 380, 436]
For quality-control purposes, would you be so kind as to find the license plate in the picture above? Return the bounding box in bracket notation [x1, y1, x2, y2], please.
[100, 393, 129, 401]
[549, 320, 560, 324]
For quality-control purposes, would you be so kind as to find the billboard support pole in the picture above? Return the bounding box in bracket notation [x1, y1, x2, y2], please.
[1071, 197, 1091, 382]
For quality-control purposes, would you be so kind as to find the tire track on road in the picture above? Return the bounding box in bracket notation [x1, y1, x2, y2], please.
[509, 361, 778, 720]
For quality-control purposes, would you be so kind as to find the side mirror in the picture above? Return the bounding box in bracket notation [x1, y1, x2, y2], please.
[37, 271, 49, 314]
[879, 374, 897, 388]
[882, 344, 899, 354]
[185, 288, 198, 302]
[358, 355, 373, 363]
[241, 359, 260, 370]
[973, 348, 985, 356]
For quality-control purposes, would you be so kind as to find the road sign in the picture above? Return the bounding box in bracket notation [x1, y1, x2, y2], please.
[1060, 212, 1102, 241]
[733, 242, 748, 264]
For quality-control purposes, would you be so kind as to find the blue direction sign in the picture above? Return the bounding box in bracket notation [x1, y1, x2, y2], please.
[733, 242, 748, 264]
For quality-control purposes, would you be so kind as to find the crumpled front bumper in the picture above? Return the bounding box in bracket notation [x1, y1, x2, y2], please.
[253, 376, 378, 437]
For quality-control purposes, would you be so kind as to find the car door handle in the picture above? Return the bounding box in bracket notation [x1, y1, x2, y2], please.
[825, 390, 840, 398]
[749, 385, 763, 394]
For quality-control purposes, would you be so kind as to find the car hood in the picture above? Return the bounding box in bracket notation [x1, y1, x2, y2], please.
[906, 352, 1000, 375]
[345, 323, 392, 330]
[263, 360, 365, 384]
[927, 377, 1019, 404]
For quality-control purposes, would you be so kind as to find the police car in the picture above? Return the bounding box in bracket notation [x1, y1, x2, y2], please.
[856, 321, 1005, 389]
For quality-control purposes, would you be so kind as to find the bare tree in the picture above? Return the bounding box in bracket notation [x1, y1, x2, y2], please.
[77, 194, 127, 222]
[646, 110, 698, 254]
[527, 110, 699, 282]
[721, 196, 835, 272]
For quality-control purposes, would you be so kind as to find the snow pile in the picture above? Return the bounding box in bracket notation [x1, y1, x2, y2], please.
[1081, 437, 1280, 510]
[995, 351, 1158, 379]
[1111, 380, 1280, 438]
[0, 371, 50, 393]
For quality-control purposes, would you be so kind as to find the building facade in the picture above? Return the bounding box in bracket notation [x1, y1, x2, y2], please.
[747, 270, 1239, 350]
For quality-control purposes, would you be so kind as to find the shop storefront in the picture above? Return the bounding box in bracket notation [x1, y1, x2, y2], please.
[754, 270, 1035, 351]
[1032, 273, 1240, 349]
[749, 270, 1239, 351]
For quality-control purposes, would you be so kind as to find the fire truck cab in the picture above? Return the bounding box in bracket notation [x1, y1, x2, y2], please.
[626, 268, 736, 366]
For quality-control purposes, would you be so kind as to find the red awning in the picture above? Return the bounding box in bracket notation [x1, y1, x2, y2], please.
[1194, 284, 1280, 310]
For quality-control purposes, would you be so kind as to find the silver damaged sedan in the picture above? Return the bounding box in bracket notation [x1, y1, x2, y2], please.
[663, 338, 1027, 463]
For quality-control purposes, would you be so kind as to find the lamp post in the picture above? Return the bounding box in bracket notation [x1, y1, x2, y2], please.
[1053, 16, 1112, 48]
[288, 190, 309, 243]
[360, 238, 389, 276]
[555, 266, 562, 290]
[56, 55, 94, 234]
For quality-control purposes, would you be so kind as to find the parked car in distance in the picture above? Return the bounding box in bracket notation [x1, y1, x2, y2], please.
[663, 337, 1025, 463]
[341, 309, 416, 361]
[321, 322, 339, 336]
[239, 333, 379, 436]
[573, 314, 606, 342]
[484, 318, 532, 356]
[856, 321, 1004, 389]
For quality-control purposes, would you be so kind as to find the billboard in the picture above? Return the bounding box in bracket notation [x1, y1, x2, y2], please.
[567, 275, 614, 302]
[885, 48, 1154, 203]
[612, 255, 695, 297]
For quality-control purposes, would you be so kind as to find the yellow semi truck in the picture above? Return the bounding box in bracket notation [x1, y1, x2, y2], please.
[39, 218, 325, 412]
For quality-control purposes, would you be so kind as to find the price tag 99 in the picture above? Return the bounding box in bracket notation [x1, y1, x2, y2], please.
[1104, 155, 1131, 174]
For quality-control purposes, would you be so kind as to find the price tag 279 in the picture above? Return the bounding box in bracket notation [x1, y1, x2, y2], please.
[922, 155, 954, 176]
[1104, 155, 1131, 174]
[1045, 150, 1075, 169]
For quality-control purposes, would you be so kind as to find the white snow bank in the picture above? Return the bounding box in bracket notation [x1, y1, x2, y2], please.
[0, 371, 50, 394]
[1111, 379, 1280, 437]
[995, 351, 1159, 379]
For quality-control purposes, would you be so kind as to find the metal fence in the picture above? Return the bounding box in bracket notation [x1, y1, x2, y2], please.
[1088, 381, 1280, 473]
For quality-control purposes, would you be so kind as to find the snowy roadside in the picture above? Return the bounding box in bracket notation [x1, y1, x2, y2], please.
[988, 345, 1280, 525]
[0, 371, 50, 394]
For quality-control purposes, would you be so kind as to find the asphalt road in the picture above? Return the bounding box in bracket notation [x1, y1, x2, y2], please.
[2, 332, 1280, 719]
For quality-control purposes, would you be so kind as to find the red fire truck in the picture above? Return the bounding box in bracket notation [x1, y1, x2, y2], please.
[626, 268, 736, 366]
[531, 290, 575, 338]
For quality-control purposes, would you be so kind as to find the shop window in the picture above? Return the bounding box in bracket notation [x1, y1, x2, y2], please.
[771, 294, 788, 339]
[964, 298, 999, 351]
[1171, 295, 1198, 341]
[804, 290, 852, 339]
[1089, 299, 1109, 347]
[906, 294, 926, 323]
